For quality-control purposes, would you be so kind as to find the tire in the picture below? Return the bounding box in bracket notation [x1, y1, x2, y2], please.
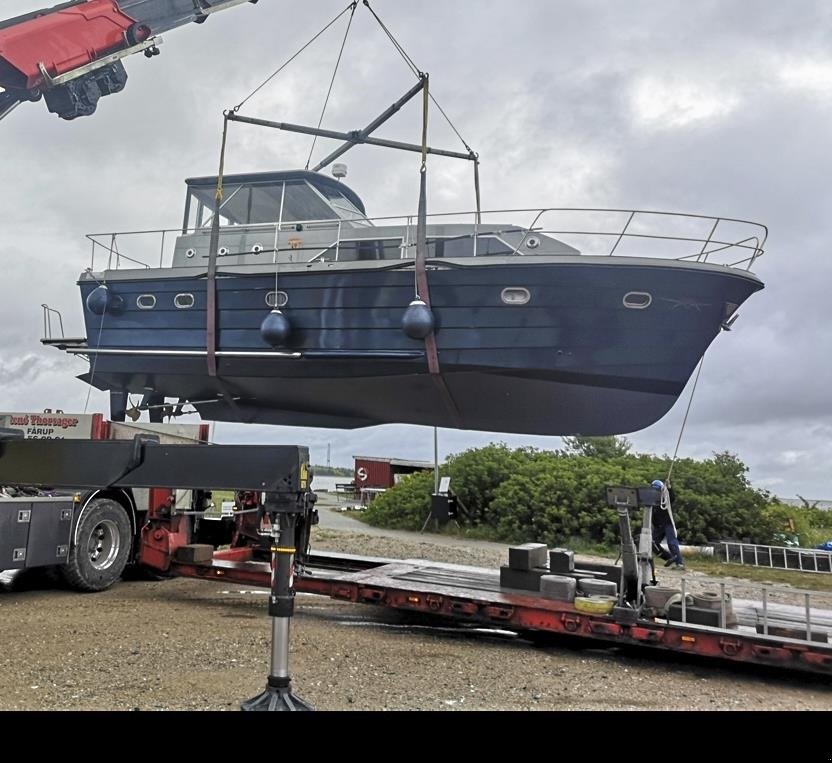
[573, 595, 616, 615]
[61, 498, 132, 592]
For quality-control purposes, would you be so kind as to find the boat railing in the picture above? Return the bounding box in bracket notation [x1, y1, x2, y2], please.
[85, 207, 767, 272]
[41, 304, 65, 340]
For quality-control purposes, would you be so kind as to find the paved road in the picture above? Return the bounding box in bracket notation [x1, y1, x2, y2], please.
[314, 492, 511, 554]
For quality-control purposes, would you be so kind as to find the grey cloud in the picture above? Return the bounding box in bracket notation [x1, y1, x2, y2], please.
[2, 0, 832, 496]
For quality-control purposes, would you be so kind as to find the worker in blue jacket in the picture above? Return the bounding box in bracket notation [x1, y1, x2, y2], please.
[651, 479, 685, 570]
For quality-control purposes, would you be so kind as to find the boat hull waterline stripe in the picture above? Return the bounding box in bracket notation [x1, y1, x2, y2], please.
[65, 348, 426, 360]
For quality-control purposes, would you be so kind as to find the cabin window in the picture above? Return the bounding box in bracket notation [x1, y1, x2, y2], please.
[189, 180, 339, 226]
[623, 291, 652, 309]
[174, 293, 195, 309]
[137, 295, 156, 310]
[428, 235, 515, 258]
[281, 181, 338, 222]
[193, 184, 244, 227]
[336, 239, 403, 262]
[501, 287, 531, 305]
[314, 184, 370, 224]
[265, 291, 289, 308]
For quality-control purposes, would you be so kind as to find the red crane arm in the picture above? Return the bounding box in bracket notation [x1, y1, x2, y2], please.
[0, 0, 144, 92]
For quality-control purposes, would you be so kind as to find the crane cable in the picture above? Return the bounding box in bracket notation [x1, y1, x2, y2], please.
[232, 1, 358, 113]
[305, 2, 358, 169]
[362, 0, 475, 155]
[666, 354, 706, 484]
[228, 1, 476, 159]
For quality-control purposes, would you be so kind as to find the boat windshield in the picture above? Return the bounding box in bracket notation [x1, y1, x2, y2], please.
[186, 178, 370, 228]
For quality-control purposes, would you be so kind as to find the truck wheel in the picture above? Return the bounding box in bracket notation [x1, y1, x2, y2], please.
[61, 498, 131, 592]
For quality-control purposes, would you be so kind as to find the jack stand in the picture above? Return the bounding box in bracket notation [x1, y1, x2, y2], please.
[242, 511, 313, 711]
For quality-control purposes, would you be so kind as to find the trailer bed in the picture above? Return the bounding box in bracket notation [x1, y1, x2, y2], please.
[171, 548, 832, 678]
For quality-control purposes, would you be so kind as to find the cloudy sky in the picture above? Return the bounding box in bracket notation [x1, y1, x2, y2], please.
[1, 0, 831, 499]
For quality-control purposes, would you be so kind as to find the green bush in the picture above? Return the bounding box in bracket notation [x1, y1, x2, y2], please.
[363, 470, 435, 530]
[364, 443, 782, 546]
[445, 443, 533, 526]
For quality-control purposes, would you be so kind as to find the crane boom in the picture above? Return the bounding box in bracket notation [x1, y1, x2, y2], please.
[0, 0, 258, 121]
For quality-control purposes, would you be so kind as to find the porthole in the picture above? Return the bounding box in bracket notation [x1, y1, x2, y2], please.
[265, 290, 289, 308]
[185, 248, 196, 259]
[525, 236, 541, 250]
[174, 293, 195, 309]
[252, 244, 264, 254]
[218, 246, 229, 256]
[137, 294, 156, 310]
[623, 291, 652, 310]
[501, 287, 531, 305]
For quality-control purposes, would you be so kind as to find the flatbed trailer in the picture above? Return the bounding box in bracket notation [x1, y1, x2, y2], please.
[173, 547, 832, 678]
[1, 424, 831, 706]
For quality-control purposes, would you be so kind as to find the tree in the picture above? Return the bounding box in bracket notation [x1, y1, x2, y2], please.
[562, 435, 632, 459]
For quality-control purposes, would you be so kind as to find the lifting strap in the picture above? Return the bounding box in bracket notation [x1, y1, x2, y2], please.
[206, 112, 229, 377]
[414, 75, 462, 428]
[414, 75, 436, 372]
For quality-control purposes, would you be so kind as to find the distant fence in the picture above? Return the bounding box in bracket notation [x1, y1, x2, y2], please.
[334, 482, 359, 503]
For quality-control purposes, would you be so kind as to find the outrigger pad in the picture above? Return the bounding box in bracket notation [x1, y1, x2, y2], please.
[242, 678, 313, 712]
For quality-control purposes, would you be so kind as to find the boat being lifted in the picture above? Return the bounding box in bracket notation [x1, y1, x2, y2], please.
[44, 7, 768, 436]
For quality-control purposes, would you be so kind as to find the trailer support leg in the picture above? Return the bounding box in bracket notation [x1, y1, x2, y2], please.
[242, 512, 312, 711]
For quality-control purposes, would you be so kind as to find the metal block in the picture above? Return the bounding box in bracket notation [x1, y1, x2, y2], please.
[667, 603, 721, 628]
[574, 561, 621, 583]
[174, 544, 215, 564]
[540, 574, 576, 602]
[612, 606, 640, 625]
[499, 565, 549, 592]
[508, 542, 549, 571]
[548, 548, 574, 573]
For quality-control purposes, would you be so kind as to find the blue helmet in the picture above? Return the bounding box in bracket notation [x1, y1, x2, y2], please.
[651, 480, 664, 489]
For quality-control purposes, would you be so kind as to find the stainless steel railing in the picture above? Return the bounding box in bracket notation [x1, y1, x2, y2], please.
[84, 206, 768, 272]
[41, 304, 65, 340]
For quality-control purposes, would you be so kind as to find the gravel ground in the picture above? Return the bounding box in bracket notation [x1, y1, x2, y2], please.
[0, 502, 830, 711]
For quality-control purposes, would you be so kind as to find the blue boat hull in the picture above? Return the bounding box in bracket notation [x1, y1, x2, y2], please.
[77, 259, 762, 435]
